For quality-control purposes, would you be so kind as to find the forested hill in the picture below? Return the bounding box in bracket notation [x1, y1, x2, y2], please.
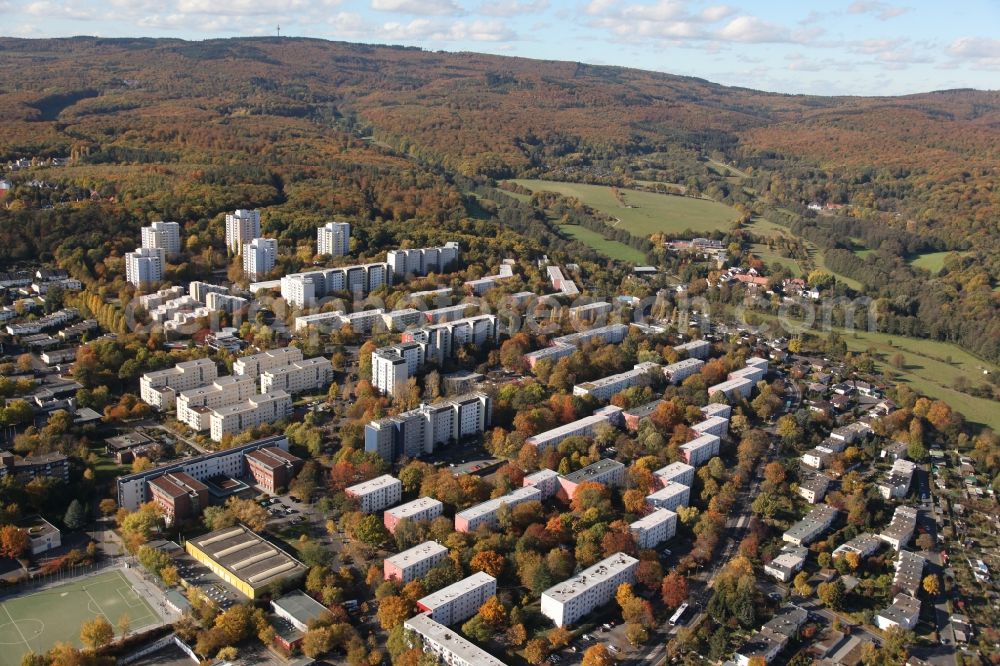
[0, 37, 998, 363]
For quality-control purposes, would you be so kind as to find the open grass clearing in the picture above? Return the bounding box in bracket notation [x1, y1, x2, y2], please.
[511, 179, 738, 237]
[907, 250, 971, 275]
[559, 225, 648, 264]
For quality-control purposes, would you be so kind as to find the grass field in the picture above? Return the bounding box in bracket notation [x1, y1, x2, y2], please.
[559, 225, 649, 264]
[511, 179, 737, 236]
[839, 329, 1000, 432]
[0, 570, 161, 664]
[743, 217, 864, 290]
[907, 251, 970, 275]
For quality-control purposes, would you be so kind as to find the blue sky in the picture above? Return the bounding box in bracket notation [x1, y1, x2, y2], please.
[3, 0, 999, 95]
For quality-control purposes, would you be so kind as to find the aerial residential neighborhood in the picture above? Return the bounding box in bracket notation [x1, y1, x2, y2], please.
[0, 16, 998, 666]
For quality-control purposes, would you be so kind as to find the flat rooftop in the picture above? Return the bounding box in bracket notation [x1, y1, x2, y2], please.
[456, 486, 541, 520]
[404, 613, 507, 666]
[385, 497, 443, 519]
[417, 572, 495, 610]
[386, 541, 449, 568]
[561, 458, 624, 484]
[542, 553, 638, 604]
[346, 474, 401, 496]
[631, 508, 676, 531]
[187, 524, 306, 591]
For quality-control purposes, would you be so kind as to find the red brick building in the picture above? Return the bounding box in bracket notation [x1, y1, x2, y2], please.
[245, 446, 303, 494]
[148, 471, 208, 523]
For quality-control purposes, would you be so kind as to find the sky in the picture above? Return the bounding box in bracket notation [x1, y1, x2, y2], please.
[2, 0, 999, 96]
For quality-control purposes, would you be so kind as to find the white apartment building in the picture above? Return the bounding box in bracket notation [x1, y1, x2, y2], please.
[664, 358, 704, 384]
[403, 315, 498, 365]
[568, 301, 612, 323]
[783, 504, 838, 546]
[701, 402, 732, 420]
[674, 339, 710, 359]
[525, 405, 622, 453]
[680, 433, 721, 467]
[125, 247, 165, 287]
[802, 446, 834, 470]
[225, 209, 261, 255]
[630, 508, 677, 549]
[708, 376, 754, 400]
[242, 237, 277, 281]
[208, 390, 292, 442]
[189, 281, 228, 303]
[416, 572, 497, 626]
[522, 469, 561, 499]
[798, 475, 831, 504]
[293, 308, 385, 334]
[878, 459, 917, 500]
[383, 497, 444, 534]
[364, 393, 491, 462]
[279, 262, 390, 306]
[692, 415, 729, 439]
[372, 342, 427, 395]
[387, 242, 459, 277]
[233, 347, 303, 381]
[381, 308, 423, 332]
[879, 505, 918, 550]
[383, 541, 448, 583]
[572, 362, 662, 403]
[206, 292, 248, 314]
[260, 357, 333, 395]
[317, 221, 350, 257]
[523, 324, 629, 369]
[764, 544, 808, 583]
[140, 357, 218, 410]
[345, 474, 402, 513]
[875, 594, 921, 631]
[541, 553, 639, 627]
[455, 486, 541, 533]
[141, 221, 181, 255]
[403, 614, 508, 666]
[646, 482, 690, 512]
[176, 375, 256, 431]
[139, 286, 186, 310]
[654, 462, 695, 487]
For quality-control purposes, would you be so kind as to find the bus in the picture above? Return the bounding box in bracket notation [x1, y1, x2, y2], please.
[668, 602, 689, 626]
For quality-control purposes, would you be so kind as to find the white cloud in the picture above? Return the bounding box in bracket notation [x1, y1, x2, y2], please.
[700, 5, 735, 22]
[23, 0, 97, 20]
[478, 0, 548, 17]
[177, 0, 310, 14]
[371, 0, 463, 16]
[378, 18, 515, 42]
[948, 37, 1000, 70]
[847, 0, 910, 21]
[715, 16, 792, 43]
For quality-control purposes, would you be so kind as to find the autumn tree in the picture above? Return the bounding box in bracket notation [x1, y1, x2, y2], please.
[0, 525, 30, 560]
[523, 638, 550, 665]
[80, 616, 114, 650]
[581, 644, 614, 666]
[922, 574, 940, 596]
[661, 571, 688, 610]
[470, 550, 505, 578]
[377, 595, 413, 630]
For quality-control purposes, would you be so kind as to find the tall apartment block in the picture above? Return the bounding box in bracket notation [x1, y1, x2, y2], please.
[280, 262, 390, 307]
[387, 242, 459, 277]
[364, 393, 492, 462]
[317, 221, 350, 257]
[125, 247, 165, 288]
[141, 221, 181, 255]
[372, 342, 427, 395]
[225, 209, 261, 255]
[384, 541, 449, 583]
[140, 357, 218, 410]
[345, 474, 402, 513]
[541, 553, 639, 627]
[243, 237, 277, 281]
[401, 314, 499, 365]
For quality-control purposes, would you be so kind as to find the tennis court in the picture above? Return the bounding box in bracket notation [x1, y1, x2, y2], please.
[0, 569, 162, 664]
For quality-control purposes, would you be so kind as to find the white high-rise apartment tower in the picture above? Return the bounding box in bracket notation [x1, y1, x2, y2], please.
[317, 222, 350, 257]
[243, 238, 278, 281]
[125, 247, 165, 288]
[225, 209, 261, 255]
[141, 221, 182, 255]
